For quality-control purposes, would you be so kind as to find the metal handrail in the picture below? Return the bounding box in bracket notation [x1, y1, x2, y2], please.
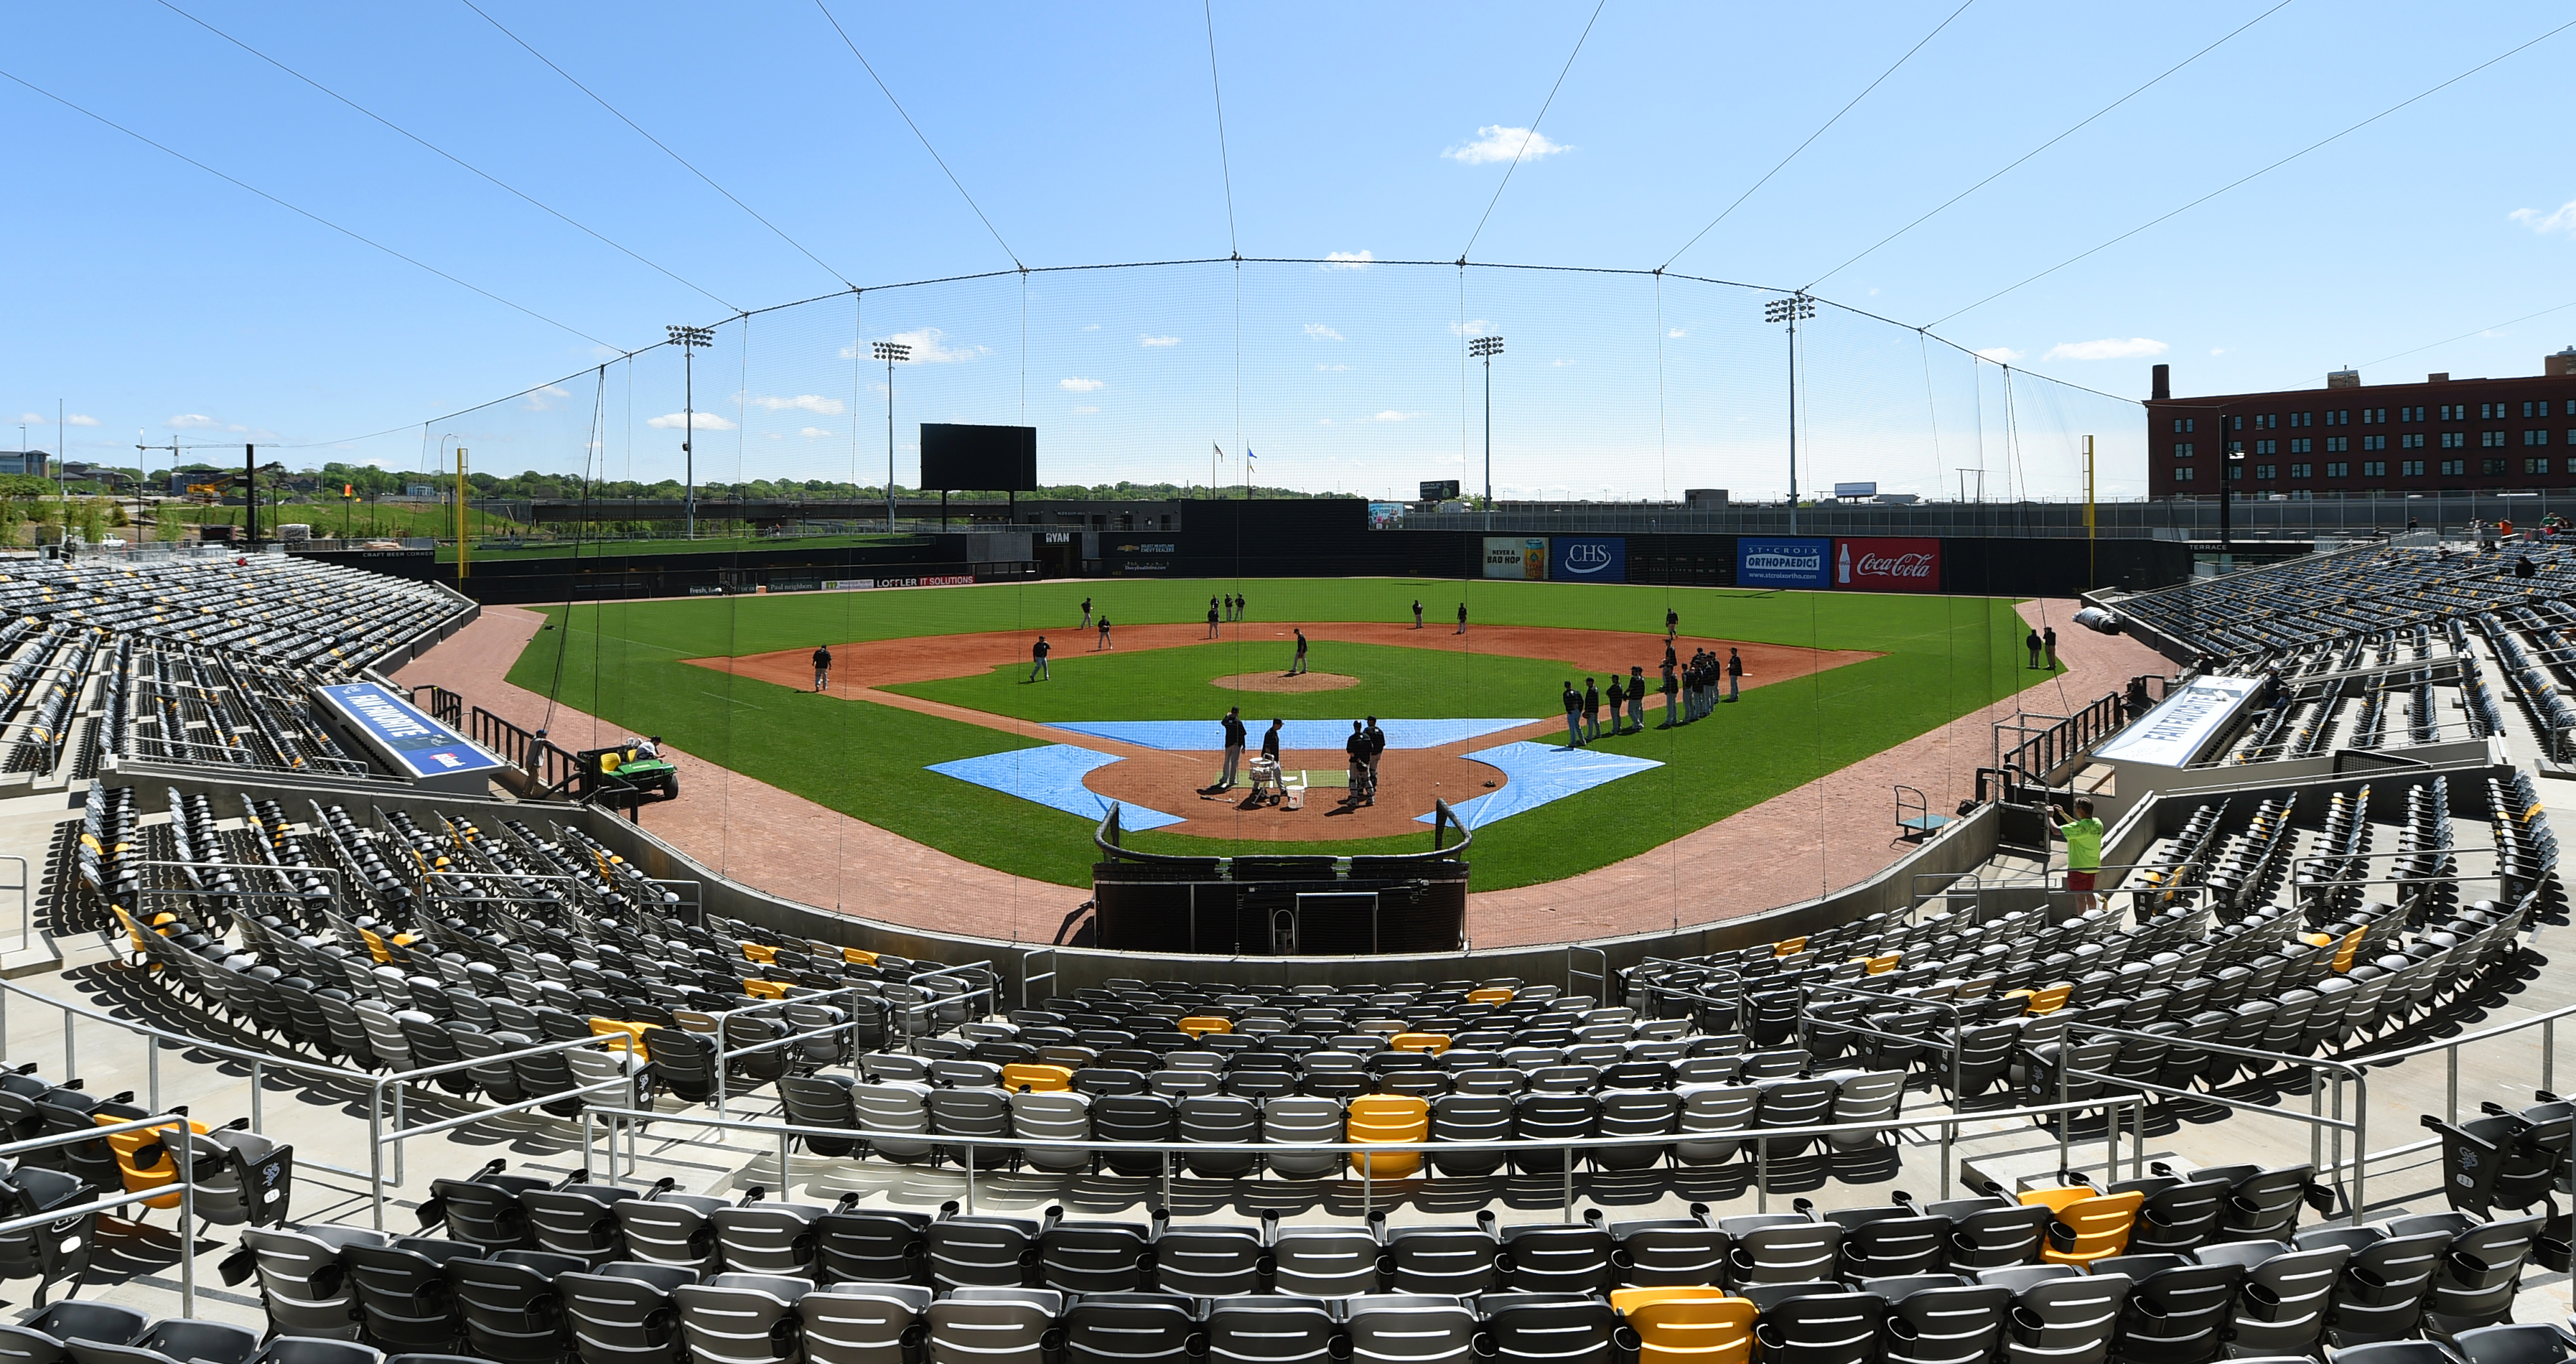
[0, 1112, 199, 1314]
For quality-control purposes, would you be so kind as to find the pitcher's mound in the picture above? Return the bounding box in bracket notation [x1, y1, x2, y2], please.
[1215, 671, 1361, 693]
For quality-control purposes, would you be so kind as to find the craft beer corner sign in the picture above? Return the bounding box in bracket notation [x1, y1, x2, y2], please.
[1834, 537, 1941, 592]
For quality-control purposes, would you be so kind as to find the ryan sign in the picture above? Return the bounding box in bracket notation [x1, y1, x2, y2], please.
[1834, 537, 1941, 593]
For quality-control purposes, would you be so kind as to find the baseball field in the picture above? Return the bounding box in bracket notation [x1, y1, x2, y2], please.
[506, 577, 2050, 892]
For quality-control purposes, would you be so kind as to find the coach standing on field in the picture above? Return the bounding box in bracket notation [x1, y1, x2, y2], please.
[1217, 706, 1247, 790]
[1027, 635, 1050, 682]
[812, 645, 832, 693]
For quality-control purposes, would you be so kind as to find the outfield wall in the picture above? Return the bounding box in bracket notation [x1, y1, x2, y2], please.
[386, 525, 2190, 606]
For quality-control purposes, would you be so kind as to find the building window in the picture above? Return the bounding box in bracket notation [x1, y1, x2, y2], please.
[2441, 432, 2467, 449]
[2227, 464, 2244, 480]
[2405, 460, 2427, 476]
[2255, 439, 2278, 455]
[2255, 464, 2277, 480]
[2229, 416, 2244, 431]
[2329, 436, 2350, 452]
[2363, 461, 2387, 477]
[2402, 434, 2426, 449]
[2526, 429, 2552, 446]
[2173, 442, 2195, 457]
[2440, 459, 2465, 475]
[2173, 466, 2195, 482]
[2289, 438, 2311, 454]
[2254, 414, 2277, 430]
[2325, 462, 2349, 477]
[2289, 463, 2312, 479]
[2480, 402, 2504, 420]
[2288, 412, 2310, 428]
[2441, 404, 2465, 421]
[2481, 430, 2506, 448]
[2483, 459, 2507, 475]
[2527, 458, 2552, 475]
[2172, 417, 2195, 433]
[2400, 405, 2422, 421]
[2361, 434, 2385, 451]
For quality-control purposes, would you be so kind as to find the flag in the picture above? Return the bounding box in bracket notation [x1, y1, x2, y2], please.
[1211, 442, 1225, 460]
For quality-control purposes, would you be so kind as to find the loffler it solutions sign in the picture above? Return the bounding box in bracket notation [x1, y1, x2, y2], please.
[1834, 537, 1941, 592]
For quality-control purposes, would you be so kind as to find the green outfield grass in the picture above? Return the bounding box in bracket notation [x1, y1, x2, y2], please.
[506, 577, 2048, 893]
[890, 639, 1625, 723]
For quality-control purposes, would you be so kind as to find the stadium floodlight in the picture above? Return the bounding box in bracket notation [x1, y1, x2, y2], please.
[873, 340, 913, 533]
[1763, 295, 1816, 533]
[1470, 336, 1503, 520]
[667, 324, 715, 539]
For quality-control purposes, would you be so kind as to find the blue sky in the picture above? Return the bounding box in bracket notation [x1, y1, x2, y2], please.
[3, 1, 2570, 501]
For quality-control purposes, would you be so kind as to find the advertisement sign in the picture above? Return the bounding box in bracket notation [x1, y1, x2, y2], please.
[1553, 537, 1627, 583]
[2092, 675, 2265, 768]
[1834, 537, 1941, 592]
[1419, 480, 1461, 501]
[1737, 536, 1830, 589]
[1483, 536, 1549, 581]
[1832, 482, 1878, 499]
[310, 681, 507, 793]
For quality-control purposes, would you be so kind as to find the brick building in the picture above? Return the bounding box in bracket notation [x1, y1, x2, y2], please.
[2146, 347, 2576, 499]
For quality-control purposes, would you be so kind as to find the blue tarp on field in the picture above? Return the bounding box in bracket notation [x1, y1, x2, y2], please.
[927, 744, 1183, 831]
[1046, 718, 1536, 752]
[1418, 741, 1663, 828]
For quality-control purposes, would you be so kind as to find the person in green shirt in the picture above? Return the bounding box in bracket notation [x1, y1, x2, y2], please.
[2058, 797, 2105, 911]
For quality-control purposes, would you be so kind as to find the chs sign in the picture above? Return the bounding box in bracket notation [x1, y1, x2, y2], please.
[1834, 537, 1941, 592]
[1553, 537, 1626, 583]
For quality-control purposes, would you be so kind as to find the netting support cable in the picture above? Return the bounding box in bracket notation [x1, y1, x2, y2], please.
[1203, 0, 1240, 258]
[811, 0, 1019, 270]
[1459, 0, 1608, 260]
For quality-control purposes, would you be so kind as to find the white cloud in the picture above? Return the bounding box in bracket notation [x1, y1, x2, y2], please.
[645, 412, 738, 430]
[1304, 324, 1344, 342]
[1549, 359, 1576, 368]
[1140, 334, 1181, 347]
[1081, 323, 1101, 332]
[1071, 406, 1101, 415]
[838, 328, 985, 363]
[1667, 328, 1686, 339]
[523, 383, 573, 412]
[1316, 363, 1353, 373]
[2510, 200, 2576, 235]
[16, 414, 42, 425]
[168, 414, 225, 431]
[1444, 125, 1574, 166]
[1059, 377, 1106, 393]
[1322, 250, 1374, 270]
[66, 414, 97, 426]
[1974, 346, 2024, 363]
[745, 393, 845, 416]
[1371, 411, 1424, 423]
[799, 426, 831, 438]
[2043, 337, 2168, 361]
[1450, 319, 1493, 337]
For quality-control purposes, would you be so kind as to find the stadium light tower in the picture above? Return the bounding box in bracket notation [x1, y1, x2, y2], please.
[666, 324, 714, 539]
[873, 340, 913, 533]
[1470, 335, 1503, 515]
[1763, 294, 1815, 534]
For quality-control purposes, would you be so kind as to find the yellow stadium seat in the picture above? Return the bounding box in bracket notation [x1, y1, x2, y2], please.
[1620, 1294, 1755, 1364]
[742, 980, 788, 1000]
[1347, 1094, 1429, 1177]
[1773, 937, 1809, 958]
[1865, 953, 1902, 975]
[741, 942, 778, 965]
[1610, 1286, 1730, 1313]
[1467, 987, 1515, 1005]
[1003, 1063, 1074, 1093]
[103, 1113, 207, 1210]
[1178, 1017, 1233, 1038]
[841, 946, 878, 966]
[2036, 1188, 2145, 1266]
[1389, 1032, 1451, 1055]
[2018, 984, 2072, 1015]
[590, 1019, 650, 1052]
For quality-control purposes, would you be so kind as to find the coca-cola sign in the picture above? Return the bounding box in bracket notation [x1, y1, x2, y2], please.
[1834, 537, 1941, 592]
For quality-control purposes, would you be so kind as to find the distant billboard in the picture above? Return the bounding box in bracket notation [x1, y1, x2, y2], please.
[1832, 481, 1878, 499]
[1553, 536, 1626, 583]
[1834, 536, 1941, 592]
[1737, 536, 1830, 589]
[920, 423, 1037, 491]
[1483, 536, 1549, 581]
[1419, 479, 1461, 501]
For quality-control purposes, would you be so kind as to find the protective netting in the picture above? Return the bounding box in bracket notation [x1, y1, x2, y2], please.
[357, 259, 2142, 508]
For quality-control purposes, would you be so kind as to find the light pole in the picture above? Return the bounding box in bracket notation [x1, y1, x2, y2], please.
[873, 340, 911, 533]
[1764, 294, 1815, 534]
[1469, 336, 1503, 520]
[667, 324, 714, 539]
